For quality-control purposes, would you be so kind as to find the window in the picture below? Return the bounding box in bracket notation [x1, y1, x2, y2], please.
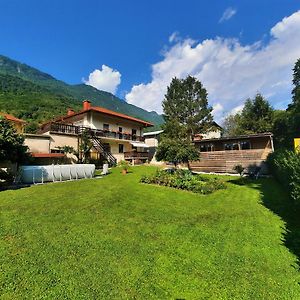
[224, 143, 231, 151]
[118, 127, 123, 139]
[132, 129, 137, 141]
[240, 141, 251, 150]
[200, 144, 214, 152]
[51, 149, 64, 154]
[103, 124, 109, 131]
[224, 142, 239, 150]
[119, 144, 124, 153]
[232, 143, 239, 150]
[224, 141, 251, 150]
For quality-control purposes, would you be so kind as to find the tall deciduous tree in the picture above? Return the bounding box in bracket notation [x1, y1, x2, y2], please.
[156, 76, 213, 167]
[0, 117, 28, 163]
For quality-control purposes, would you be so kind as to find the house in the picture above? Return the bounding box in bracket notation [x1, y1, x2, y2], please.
[193, 122, 223, 140]
[190, 132, 274, 174]
[30, 100, 153, 165]
[0, 112, 26, 133]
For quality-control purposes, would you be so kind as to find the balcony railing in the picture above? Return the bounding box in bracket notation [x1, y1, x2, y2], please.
[124, 151, 149, 159]
[41, 122, 145, 142]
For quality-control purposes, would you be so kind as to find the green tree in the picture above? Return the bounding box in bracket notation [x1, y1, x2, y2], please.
[162, 76, 213, 141]
[0, 117, 28, 163]
[290, 58, 300, 112]
[156, 76, 213, 167]
[239, 93, 274, 134]
[156, 138, 200, 168]
[223, 114, 243, 137]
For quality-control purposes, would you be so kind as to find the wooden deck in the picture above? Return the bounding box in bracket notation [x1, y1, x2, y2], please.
[190, 149, 272, 174]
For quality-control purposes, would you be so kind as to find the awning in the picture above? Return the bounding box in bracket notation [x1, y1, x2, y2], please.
[130, 142, 149, 148]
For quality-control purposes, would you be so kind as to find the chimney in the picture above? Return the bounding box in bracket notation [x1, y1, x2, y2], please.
[67, 108, 75, 116]
[83, 100, 91, 110]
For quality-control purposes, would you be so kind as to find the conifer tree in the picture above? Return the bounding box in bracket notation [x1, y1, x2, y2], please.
[156, 76, 213, 167]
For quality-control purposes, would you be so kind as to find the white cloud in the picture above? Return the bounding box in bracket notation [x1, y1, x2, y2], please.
[219, 7, 237, 23]
[84, 65, 121, 94]
[212, 103, 224, 120]
[125, 10, 300, 122]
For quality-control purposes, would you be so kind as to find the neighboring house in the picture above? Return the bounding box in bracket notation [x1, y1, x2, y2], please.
[143, 130, 164, 164]
[0, 112, 26, 133]
[30, 100, 153, 165]
[24, 133, 68, 165]
[190, 132, 274, 174]
[193, 122, 223, 141]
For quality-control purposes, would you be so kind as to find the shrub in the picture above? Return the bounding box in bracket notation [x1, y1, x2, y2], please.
[140, 169, 226, 195]
[233, 164, 245, 177]
[118, 160, 130, 173]
[0, 169, 14, 186]
[267, 150, 300, 205]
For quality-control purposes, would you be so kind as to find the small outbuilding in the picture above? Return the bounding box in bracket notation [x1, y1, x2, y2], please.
[191, 132, 274, 174]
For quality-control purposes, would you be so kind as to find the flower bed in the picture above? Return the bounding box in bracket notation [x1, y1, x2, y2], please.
[140, 169, 226, 194]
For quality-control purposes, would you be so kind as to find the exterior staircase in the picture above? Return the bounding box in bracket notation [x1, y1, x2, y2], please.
[91, 136, 117, 166]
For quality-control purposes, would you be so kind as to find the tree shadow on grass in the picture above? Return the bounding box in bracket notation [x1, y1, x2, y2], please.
[0, 183, 31, 192]
[229, 177, 300, 271]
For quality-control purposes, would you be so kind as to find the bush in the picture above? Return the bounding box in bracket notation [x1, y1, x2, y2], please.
[233, 164, 245, 177]
[140, 169, 226, 195]
[267, 150, 300, 205]
[0, 169, 14, 186]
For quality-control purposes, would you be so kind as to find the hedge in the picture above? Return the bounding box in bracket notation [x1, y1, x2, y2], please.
[267, 150, 300, 205]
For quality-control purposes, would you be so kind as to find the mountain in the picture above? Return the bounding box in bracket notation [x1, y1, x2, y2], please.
[0, 55, 163, 132]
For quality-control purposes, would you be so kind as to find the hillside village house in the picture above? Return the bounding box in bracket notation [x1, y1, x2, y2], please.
[25, 100, 153, 165]
[0, 112, 26, 133]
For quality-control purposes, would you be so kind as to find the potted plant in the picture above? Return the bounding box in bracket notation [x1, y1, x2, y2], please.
[119, 160, 129, 174]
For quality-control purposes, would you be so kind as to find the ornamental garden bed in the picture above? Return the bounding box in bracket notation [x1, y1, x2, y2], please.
[140, 168, 226, 194]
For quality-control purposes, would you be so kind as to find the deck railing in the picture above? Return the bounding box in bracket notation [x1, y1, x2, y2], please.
[41, 122, 145, 142]
[124, 151, 149, 159]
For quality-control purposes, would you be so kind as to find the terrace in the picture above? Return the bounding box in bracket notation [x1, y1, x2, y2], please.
[124, 151, 149, 160]
[40, 122, 145, 142]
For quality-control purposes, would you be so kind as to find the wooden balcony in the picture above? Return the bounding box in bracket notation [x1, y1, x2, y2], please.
[40, 122, 145, 142]
[124, 151, 149, 160]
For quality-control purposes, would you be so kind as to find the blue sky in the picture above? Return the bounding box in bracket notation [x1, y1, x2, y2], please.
[1, 0, 300, 120]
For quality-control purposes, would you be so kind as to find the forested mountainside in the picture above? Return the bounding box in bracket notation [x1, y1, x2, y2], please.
[0, 55, 163, 132]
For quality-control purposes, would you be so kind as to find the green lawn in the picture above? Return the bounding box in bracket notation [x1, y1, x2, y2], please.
[0, 166, 299, 299]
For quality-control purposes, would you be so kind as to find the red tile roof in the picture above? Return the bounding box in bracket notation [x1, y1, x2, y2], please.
[0, 112, 26, 123]
[89, 106, 153, 126]
[41, 106, 153, 127]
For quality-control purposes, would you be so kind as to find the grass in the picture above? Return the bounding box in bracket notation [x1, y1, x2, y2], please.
[0, 166, 299, 299]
